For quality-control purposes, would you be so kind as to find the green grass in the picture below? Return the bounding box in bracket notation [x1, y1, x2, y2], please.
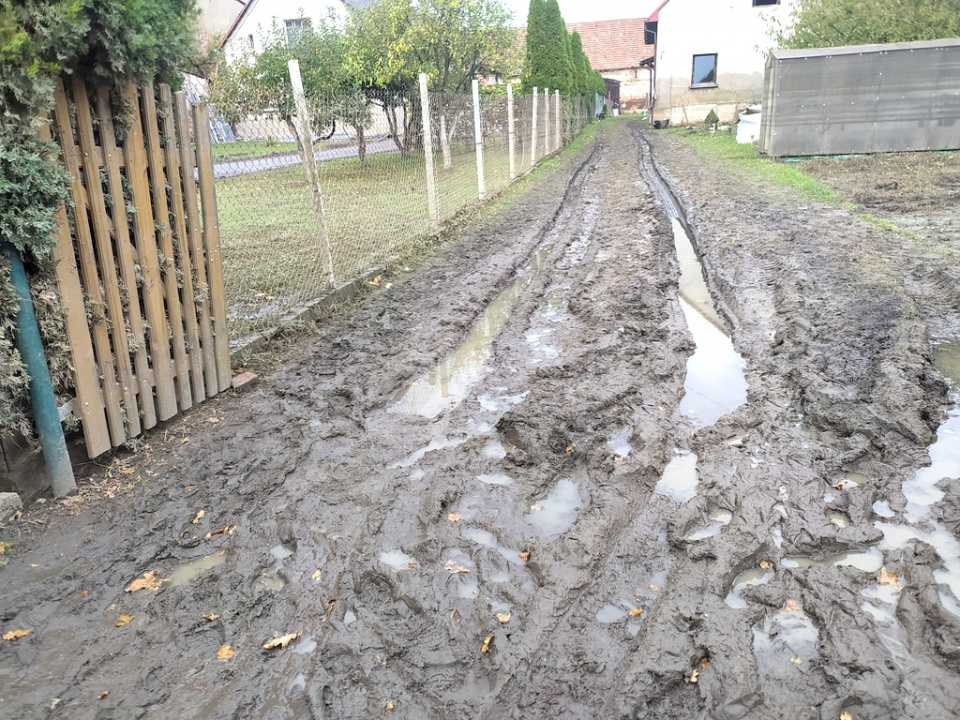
[210, 139, 299, 162]
[216, 134, 538, 337]
[671, 129, 846, 205]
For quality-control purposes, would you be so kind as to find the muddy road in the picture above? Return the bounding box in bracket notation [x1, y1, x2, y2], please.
[2, 119, 960, 720]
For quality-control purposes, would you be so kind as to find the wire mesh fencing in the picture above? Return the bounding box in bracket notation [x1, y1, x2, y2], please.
[207, 76, 595, 342]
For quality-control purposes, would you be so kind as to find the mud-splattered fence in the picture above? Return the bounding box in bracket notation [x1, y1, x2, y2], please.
[45, 79, 230, 459]
[209, 75, 595, 342]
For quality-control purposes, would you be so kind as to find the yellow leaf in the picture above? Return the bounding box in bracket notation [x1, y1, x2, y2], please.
[840, 713, 853, 720]
[204, 524, 236, 540]
[629, 608, 643, 617]
[784, 598, 803, 612]
[312, 569, 322, 582]
[2, 628, 32, 641]
[496, 612, 511, 623]
[790, 657, 802, 664]
[685, 669, 699, 684]
[98, 691, 109, 700]
[192, 510, 205, 525]
[263, 631, 302, 650]
[115, 615, 133, 627]
[481, 633, 494, 653]
[202, 613, 221, 621]
[217, 644, 235, 660]
[519, 551, 530, 563]
[368, 275, 382, 286]
[877, 567, 900, 588]
[385, 701, 396, 711]
[700, 657, 709, 669]
[447, 513, 462, 522]
[649, 584, 661, 592]
[444, 560, 470, 574]
[760, 560, 773, 569]
[124, 571, 169, 593]
[565, 444, 575, 454]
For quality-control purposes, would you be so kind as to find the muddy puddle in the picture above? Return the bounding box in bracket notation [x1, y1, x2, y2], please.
[390, 243, 554, 418]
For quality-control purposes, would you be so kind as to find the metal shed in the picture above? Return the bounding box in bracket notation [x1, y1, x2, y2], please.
[758, 38, 960, 157]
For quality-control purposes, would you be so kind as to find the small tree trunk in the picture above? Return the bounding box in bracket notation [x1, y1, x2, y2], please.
[356, 124, 366, 165]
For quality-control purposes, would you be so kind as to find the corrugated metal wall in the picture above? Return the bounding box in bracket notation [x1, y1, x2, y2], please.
[759, 38, 960, 158]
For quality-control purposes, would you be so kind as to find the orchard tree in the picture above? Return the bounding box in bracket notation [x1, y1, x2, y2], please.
[346, 0, 514, 163]
[775, 0, 960, 49]
[521, 0, 573, 93]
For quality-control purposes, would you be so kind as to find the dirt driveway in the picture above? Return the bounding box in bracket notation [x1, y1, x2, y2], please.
[2, 118, 959, 720]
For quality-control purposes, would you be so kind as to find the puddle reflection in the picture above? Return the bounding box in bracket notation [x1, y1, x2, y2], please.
[525, 478, 583, 539]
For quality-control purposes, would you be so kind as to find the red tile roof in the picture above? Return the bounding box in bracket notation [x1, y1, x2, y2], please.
[567, 18, 655, 71]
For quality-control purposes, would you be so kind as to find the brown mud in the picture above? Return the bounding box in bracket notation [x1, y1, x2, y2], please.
[2, 118, 960, 720]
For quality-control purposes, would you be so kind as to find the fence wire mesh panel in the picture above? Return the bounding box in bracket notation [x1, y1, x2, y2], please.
[207, 79, 594, 341]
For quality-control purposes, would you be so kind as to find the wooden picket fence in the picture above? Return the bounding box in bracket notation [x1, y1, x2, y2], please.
[43, 78, 231, 458]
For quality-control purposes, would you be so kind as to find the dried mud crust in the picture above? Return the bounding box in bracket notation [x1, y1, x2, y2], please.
[0, 119, 957, 720]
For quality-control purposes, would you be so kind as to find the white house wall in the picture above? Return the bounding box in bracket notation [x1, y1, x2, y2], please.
[654, 0, 796, 125]
[224, 0, 346, 62]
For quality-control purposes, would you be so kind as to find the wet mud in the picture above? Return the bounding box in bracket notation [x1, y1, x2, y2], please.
[2, 119, 960, 719]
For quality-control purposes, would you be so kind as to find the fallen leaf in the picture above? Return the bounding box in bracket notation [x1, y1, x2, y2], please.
[119, 466, 136, 475]
[263, 631, 302, 650]
[124, 570, 169, 593]
[447, 513, 462, 522]
[217, 644, 235, 660]
[701, 657, 709, 669]
[207, 417, 220, 423]
[107, 603, 116, 611]
[202, 613, 221, 622]
[98, 691, 109, 700]
[877, 567, 900, 588]
[79, 589, 89, 597]
[481, 633, 494, 653]
[115, 615, 133, 627]
[444, 560, 471, 574]
[192, 510, 205, 524]
[629, 608, 643, 617]
[760, 560, 773, 569]
[840, 713, 853, 720]
[2, 629, 32, 641]
[181, 437, 190, 444]
[832, 482, 845, 491]
[519, 551, 530, 563]
[312, 569, 322, 582]
[0, 545, 5, 555]
[565, 444, 575, 454]
[449, 609, 459, 621]
[204, 524, 236, 540]
[368, 275, 382, 286]
[9, 510, 22, 522]
[784, 598, 803, 612]
[385, 701, 396, 711]
[530, 504, 544, 511]
[496, 612, 511, 623]
[649, 584, 661, 592]
[685, 669, 699, 684]
[790, 657, 802, 664]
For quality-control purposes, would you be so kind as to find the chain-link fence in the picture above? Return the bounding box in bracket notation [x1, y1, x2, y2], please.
[208, 73, 595, 342]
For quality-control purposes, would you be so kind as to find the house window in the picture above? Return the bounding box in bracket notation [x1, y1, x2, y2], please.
[691, 54, 717, 87]
[644, 20, 657, 45]
[752, 0, 779, 5]
[284, 18, 307, 45]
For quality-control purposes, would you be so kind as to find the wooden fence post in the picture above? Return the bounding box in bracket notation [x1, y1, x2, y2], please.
[472, 79, 485, 202]
[419, 73, 440, 233]
[507, 82, 516, 180]
[287, 60, 336, 289]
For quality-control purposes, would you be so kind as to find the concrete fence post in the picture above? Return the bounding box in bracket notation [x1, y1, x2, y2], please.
[555, 90, 561, 150]
[531, 86, 538, 166]
[543, 87, 550, 155]
[507, 81, 516, 180]
[419, 73, 440, 233]
[472, 79, 485, 201]
[287, 59, 335, 286]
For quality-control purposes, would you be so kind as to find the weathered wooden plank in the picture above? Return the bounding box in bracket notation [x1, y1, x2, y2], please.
[142, 82, 192, 411]
[72, 78, 141, 440]
[175, 91, 218, 399]
[120, 82, 177, 421]
[52, 80, 127, 446]
[160, 84, 206, 403]
[193, 102, 231, 392]
[39, 112, 112, 458]
[96, 87, 157, 430]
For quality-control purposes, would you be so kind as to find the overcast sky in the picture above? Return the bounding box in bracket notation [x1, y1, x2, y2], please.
[503, 0, 660, 25]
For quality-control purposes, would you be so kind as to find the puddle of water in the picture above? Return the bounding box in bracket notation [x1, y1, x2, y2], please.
[379, 549, 418, 571]
[293, 635, 318, 654]
[461, 526, 525, 567]
[753, 602, 819, 662]
[168, 552, 227, 587]
[270, 543, 294, 561]
[872, 500, 896, 518]
[781, 547, 884, 573]
[390, 245, 553, 417]
[827, 512, 850, 528]
[673, 220, 723, 330]
[477, 473, 514, 486]
[725, 568, 775, 609]
[678, 298, 748, 429]
[876, 521, 960, 616]
[596, 604, 629, 623]
[389, 436, 465, 469]
[653, 451, 699, 502]
[287, 673, 307, 692]
[481, 439, 507, 460]
[253, 573, 286, 592]
[525, 478, 583, 539]
[900, 408, 960, 520]
[443, 549, 479, 598]
[607, 427, 633, 458]
[685, 510, 732, 541]
[477, 390, 528, 414]
[343, 610, 357, 626]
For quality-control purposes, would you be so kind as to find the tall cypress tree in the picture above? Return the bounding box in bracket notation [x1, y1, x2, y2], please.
[568, 30, 590, 95]
[520, 0, 572, 93]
